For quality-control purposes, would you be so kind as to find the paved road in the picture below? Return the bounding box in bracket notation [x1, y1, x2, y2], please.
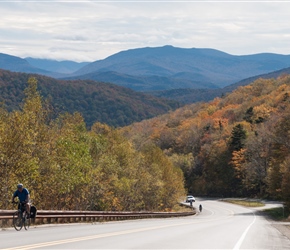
[1, 198, 290, 249]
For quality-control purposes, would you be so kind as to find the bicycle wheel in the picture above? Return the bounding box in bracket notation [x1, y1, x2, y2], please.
[13, 211, 23, 231]
[24, 216, 30, 230]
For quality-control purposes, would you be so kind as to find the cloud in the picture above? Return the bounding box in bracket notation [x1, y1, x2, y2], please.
[54, 35, 88, 42]
[0, 1, 290, 61]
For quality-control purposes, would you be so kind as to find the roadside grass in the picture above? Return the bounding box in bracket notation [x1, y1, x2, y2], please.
[173, 204, 194, 212]
[263, 207, 290, 221]
[222, 199, 265, 207]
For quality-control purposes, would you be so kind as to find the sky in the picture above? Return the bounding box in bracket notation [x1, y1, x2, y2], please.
[1, 0, 290, 62]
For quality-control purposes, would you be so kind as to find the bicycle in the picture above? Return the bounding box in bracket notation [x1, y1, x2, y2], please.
[12, 201, 30, 231]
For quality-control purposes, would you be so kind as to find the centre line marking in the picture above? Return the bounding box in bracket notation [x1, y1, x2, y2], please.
[2, 220, 198, 250]
[3, 205, 235, 250]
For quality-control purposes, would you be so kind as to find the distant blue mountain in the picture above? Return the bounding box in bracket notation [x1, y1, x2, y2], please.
[2, 46, 290, 92]
[72, 45, 290, 89]
[0, 53, 89, 77]
[25, 58, 89, 74]
[64, 70, 219, 91]
[147, 66, 290, 104]
[0, 53, 50, 74]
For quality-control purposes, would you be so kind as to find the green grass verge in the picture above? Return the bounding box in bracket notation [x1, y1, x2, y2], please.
[263, 207, 289, 221]
[223, 199, 265, 207]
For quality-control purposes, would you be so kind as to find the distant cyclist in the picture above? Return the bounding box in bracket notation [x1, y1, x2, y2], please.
[199, 204, 202, 212]
[12, 183, 31, 217]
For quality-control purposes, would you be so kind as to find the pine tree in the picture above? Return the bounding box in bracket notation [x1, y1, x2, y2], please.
[229, 124, 247, 151]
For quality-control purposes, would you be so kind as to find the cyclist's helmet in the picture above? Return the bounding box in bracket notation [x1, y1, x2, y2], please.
[17, 183, 23, 188]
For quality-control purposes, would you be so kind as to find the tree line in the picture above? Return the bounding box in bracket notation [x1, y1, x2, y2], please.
[0, 77, 185, 211]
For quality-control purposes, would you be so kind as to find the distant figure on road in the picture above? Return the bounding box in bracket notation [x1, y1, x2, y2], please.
[199, 204, 202, 212]
[190, 200, 193, 207]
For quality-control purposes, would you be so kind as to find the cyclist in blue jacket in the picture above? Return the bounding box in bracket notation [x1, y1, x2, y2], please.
[12, 183, 31, 217]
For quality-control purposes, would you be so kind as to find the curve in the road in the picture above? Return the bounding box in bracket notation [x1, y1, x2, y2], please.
[1, 199, 290, 250]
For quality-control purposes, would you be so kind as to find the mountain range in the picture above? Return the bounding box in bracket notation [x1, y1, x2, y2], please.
[0, 53, 50, 75]
[148, 66, 290, 104]
[0, 53, 89, 77]
[1, 45, 290, 92]
[1, 45, 290, 127]
[68, 45, 290, 90]
[25, 57, 89, 75]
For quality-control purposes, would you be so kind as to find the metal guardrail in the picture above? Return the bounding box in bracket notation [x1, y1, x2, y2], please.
[0, 209, 195, 227]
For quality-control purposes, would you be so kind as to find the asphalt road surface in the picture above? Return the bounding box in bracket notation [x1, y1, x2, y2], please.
[1, 198, 290, 249]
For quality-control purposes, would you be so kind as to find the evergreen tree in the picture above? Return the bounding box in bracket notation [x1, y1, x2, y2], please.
[229, 124, 247, 151]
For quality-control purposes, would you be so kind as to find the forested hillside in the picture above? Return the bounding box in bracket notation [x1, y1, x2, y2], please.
[0, 77, 185, 211]
[121, 75, 290, 205]
[0, 70, 180, 127]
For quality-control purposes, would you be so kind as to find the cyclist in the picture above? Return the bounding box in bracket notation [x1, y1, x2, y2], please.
[12, 183, 31, 218]
[199, 204, 202, 212]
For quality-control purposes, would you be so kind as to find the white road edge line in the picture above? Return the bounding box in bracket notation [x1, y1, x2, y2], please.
[233, 212, 257, 250]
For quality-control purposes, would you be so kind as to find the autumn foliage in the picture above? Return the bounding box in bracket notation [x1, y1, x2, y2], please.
[0, 77, 185, 211]
[2, 74, 290, 210]
[121, 76, 290, 205]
